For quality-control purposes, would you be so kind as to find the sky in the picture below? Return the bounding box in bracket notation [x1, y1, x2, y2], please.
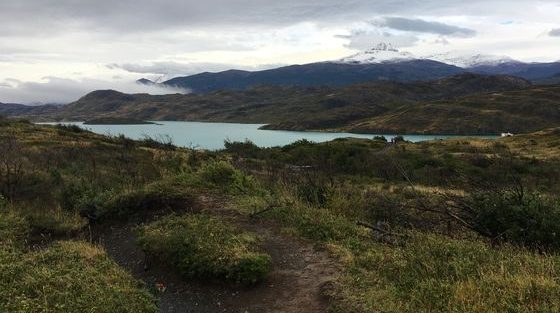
[1, 0, 559, 104]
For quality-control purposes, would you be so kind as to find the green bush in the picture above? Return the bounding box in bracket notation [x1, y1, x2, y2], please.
[137, 214, 271, 284]
[0, 241, 157, 313]
[224, 139, 261, 158]
[98, 181, 197, 220]
[468, 191, 560, 250]
[195, 160, 259, 194]
[61, 179, 196, 221]
[373, 135, 388, 142]
[55, 123, 84, 134]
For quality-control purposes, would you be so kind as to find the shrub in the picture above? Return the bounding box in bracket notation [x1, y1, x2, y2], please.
[224, 139, 260, 157]
[98, 181, 197, 220]
[294, 177, 333, 207]
[373, 135, 388, 142]
[55, 123, 84, 134]
[392, 135, 406, 143]
[137, 214, 271, 284]
[0, 241, 157, 313]
[139, 134, 175, 150]
[59, 178, 196, 221]
[196, 160, 259, 194]
[468, 191, 560, 250]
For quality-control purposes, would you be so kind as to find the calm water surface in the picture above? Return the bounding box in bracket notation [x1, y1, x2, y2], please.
[43, 121, 498, 150]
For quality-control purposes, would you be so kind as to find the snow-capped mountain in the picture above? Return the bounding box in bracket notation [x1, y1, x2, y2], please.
[337, 43, 523, 68]
[162, 43, 559, 92]
[336, 43, 415, 64]
[423, 52, 520, 68]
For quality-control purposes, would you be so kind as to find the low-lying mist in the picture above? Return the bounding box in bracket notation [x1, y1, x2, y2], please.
[0, 76, 188, 105]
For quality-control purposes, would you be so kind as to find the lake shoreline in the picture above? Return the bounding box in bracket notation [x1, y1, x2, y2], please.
[37, 121, 498, 150]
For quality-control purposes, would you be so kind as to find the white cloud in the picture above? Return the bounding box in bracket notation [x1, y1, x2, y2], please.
[0, 77, 187, 105]
[337, 30, 419, 49]
[1, 0, 560, 91]
[106, 61, 283, 76]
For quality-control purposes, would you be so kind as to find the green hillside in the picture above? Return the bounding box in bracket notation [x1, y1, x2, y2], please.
[2, 116, 560, 312]
[348, 85, 560, 135]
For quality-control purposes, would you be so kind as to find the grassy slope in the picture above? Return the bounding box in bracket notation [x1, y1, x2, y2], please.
[0, 209, 157, 313]
[226, 131, 560, 312]
[349, 85, 560, 135]
[2, 118, 560, 312]
[0, 119, 178, 312]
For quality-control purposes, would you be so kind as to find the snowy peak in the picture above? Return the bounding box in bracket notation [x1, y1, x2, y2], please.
[336, 44, 523, 68]
[337, 43, 415, 64]
[423, 52, 520, 68]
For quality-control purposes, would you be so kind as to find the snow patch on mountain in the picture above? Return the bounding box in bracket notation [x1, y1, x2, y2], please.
[336, 43, 522, 68]
[422, 51, 520, 68]
[336, 43, 415, 64]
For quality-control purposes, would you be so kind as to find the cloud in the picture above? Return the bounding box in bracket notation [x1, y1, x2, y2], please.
[107, 61, 284, 76]
[0, 77, 187, 105]
[337, 30, 419, 50]
[1, 0, 560, 83]
[0, 1, 547, 36]
[376, 17, 477, 37]
[550, 28, 560, 37]
[433, 37, 451, 45]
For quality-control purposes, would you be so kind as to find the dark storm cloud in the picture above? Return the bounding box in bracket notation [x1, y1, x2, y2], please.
[377, 17, 476, 37]
[550, 28, 560, 37]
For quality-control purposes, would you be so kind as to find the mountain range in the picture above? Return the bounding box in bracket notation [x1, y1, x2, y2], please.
[16, 73, 560, 135]
[3, 44, 560, 135]
[150, 43, 560, 93]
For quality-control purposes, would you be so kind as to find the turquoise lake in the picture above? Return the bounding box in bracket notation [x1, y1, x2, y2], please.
[44, 121, 498, 150]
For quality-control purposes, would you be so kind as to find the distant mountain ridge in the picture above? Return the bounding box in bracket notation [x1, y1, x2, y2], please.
[36, 73, 555, 135]
[158, 44, 560, 93]
[163, 60, 464, 93]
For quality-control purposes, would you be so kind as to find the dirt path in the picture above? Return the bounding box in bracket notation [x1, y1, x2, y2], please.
[95, 196, 338, 313]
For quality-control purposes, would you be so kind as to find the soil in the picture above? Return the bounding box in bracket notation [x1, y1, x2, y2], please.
[94, 195, 338, 313]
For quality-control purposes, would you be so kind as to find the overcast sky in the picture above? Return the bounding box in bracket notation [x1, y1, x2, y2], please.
[1, 0, 559, 104]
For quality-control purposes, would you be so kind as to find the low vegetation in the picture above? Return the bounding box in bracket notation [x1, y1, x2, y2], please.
[0, 241, 158, 313]
[84, 117, 156, 125]
[0, 210, 157, 313]
[137, 214, 271, 284]
[2, 117, 560, 312]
